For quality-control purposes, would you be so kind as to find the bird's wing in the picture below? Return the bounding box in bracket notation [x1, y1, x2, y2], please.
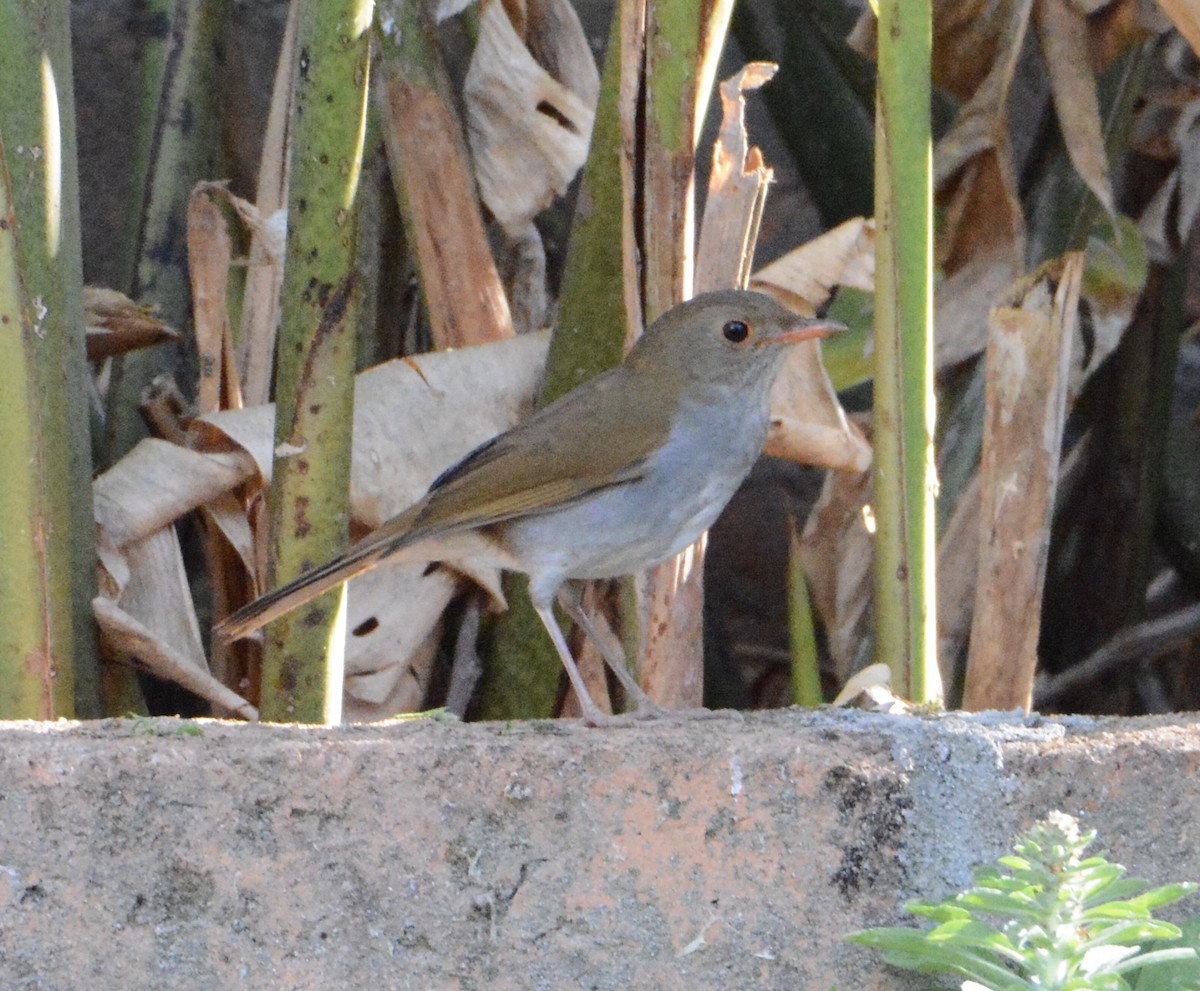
[377, 365, 674, 542]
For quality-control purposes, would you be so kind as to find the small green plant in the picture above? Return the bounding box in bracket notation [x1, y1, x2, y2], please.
[849, 811, 1198, 991]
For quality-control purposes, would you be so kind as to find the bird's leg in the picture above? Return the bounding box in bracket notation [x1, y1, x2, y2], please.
[556, 583, 671, 719]
[532, 603, 634, 728]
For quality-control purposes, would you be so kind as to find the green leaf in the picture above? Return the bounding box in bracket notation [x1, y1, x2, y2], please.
[1132, 917, 1200, 991]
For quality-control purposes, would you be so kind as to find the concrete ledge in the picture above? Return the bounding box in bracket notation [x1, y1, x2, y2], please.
[1, 711, 1198, 990]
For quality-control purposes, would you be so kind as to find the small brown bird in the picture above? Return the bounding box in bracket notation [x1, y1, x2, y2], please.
[218, 289, 844, 725]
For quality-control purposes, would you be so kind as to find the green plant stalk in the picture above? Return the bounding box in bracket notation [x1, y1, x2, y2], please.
[871, 0, 939, 702]
[260, 0, 372, 725]
[788, 522, 823, 707]
[102, 0, 229, 468]
[476, 10, 633, 723]
[0, 0, 98, 718]
[542, 9, 628, 404]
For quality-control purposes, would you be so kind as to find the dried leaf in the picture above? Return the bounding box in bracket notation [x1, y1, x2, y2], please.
[1158, 0, 1200, 58]
[1035, 0, 1115, 214]
[752, 216, 876, 309]
[752, 219, 876, 472]
[340, 562, 458, 719]
[95, 597, 257, 720]
[765, 345, 873, 472]
[464, 0, 599, 233]
[696, 62, 777, 293]
[238, 0, 295, 405]
[94, 524, 257, 720]
[933, 0, 1031, 273]
[831, 662, 910, 712]
[935, 248, 1025, 367]
[94, 438, 258, 549]
[84, 287, 180, 362]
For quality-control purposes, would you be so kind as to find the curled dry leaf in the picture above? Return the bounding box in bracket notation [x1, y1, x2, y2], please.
[831, 662, 911, 713]
[464, 0, 600, 234]
[84, 286, 179, 362]
[95, 334, 550, 720]
[752, 218, 875, 472]
[93, 439, 260, 717]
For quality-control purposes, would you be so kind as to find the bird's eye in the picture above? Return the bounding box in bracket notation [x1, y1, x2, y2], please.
[722, 320, 750, 343]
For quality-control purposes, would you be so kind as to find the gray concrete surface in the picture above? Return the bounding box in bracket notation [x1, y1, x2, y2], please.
[1, 709, 1197, 990]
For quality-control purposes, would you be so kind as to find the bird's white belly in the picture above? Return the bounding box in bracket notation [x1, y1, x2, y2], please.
[503, 396, 765, 599]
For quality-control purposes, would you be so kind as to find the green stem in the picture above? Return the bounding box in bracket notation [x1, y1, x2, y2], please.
[0, 0, 97, 718]
[260, 0, 373, 724]
[871, 0, 939, 702]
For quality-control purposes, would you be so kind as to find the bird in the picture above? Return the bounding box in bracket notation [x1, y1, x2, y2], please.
[217, 289, 845, 725]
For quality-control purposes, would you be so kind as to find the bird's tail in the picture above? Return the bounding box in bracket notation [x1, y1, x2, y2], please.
[216, 533, 403, 642]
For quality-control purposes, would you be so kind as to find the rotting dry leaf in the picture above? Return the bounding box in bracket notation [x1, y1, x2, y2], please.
[962, 252, 1084, 712]
[464, 0, 599, 235]
[84, 287, 180, 363]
